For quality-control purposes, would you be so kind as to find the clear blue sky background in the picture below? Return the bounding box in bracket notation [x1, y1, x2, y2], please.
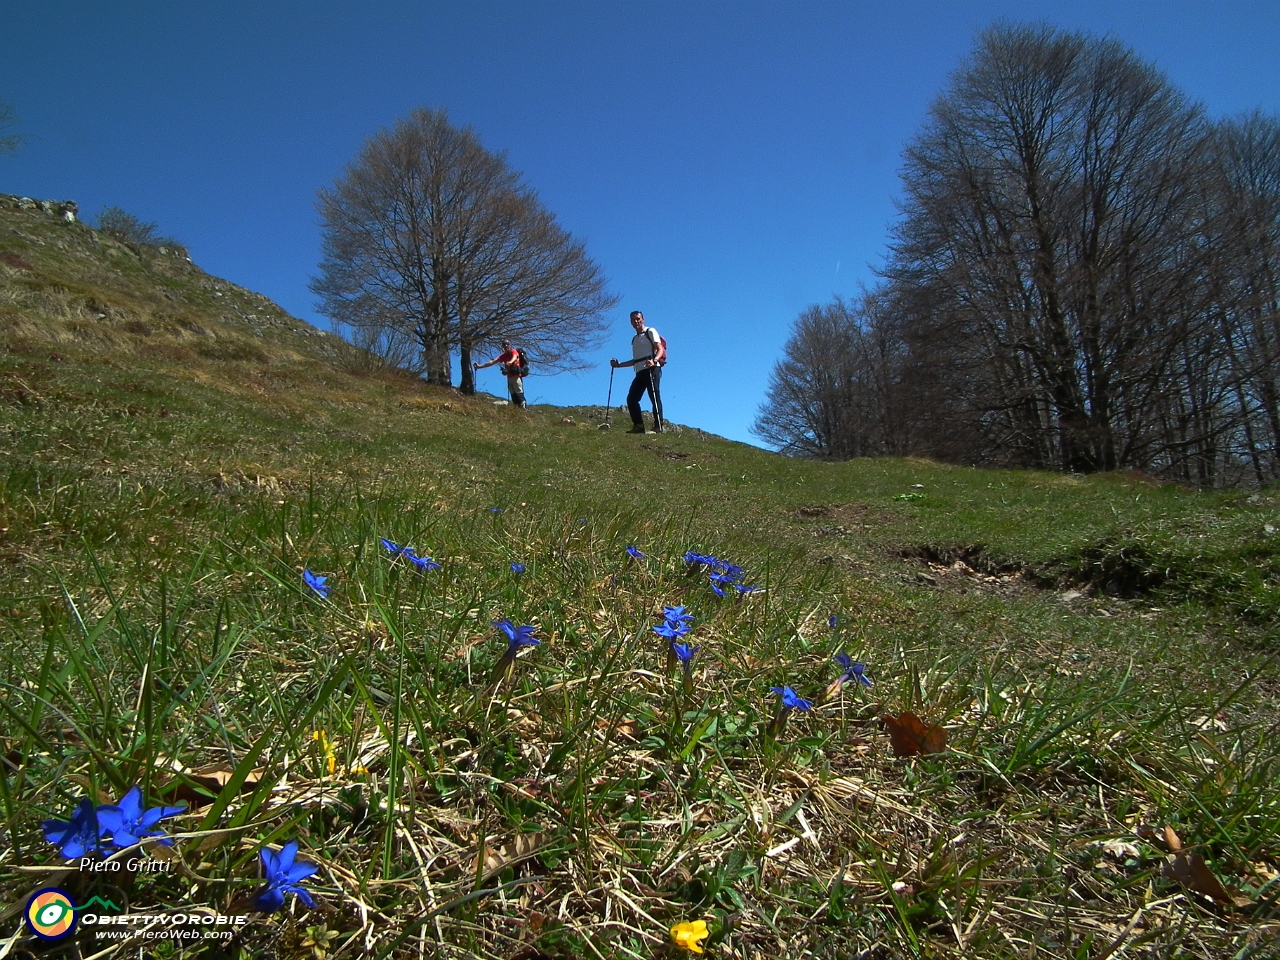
[3, 1, 1278, 445]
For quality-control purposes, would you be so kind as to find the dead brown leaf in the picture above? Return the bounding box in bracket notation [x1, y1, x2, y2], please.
[595, 717, 638, 741]
[1148, 825, 1251, 909]
[1162, 851, 1247, 907]
[883, 712, 947, 757]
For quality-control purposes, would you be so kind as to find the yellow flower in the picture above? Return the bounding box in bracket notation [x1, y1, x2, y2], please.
[670, 919, 709, 954]
[312, 730, 336, 777]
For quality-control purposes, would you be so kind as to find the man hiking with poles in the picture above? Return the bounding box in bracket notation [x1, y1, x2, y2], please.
[473, 339, 528, 409]
[610, 311, 665, 434]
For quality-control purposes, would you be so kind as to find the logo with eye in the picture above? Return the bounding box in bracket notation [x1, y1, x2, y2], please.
[26, 887, 78, 940]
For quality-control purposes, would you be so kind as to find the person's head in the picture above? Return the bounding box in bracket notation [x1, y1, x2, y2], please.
[502, 339, 512, 350]
[629, 311, 645, 333]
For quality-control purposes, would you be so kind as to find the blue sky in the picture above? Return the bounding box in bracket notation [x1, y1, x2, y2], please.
[3, 1, 1278, 445]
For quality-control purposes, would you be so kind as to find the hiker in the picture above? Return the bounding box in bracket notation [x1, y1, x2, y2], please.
[610, 311, 665, 433]
[473, 339, 527, 408]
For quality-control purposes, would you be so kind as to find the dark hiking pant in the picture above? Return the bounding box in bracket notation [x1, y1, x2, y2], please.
[627, 366, 663, 430]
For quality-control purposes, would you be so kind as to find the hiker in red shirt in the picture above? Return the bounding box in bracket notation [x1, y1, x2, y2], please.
[474, 339, 527, 408]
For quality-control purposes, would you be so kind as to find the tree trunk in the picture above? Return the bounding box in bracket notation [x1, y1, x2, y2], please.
[429, 333, 452, 386]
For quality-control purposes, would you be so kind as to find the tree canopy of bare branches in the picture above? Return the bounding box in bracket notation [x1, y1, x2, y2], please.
[752, 295, 904, 459]
[1204, 112, 1280, 483]
[756, 25, 1280, 486]
[0, 99, 22, 155]
[95, 206, 181, 250]
[311, 108, 616, 391]
[887, 23, 1213, 474]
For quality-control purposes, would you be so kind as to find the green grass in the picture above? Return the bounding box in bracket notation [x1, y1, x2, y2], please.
[2, 199, 1279, 958]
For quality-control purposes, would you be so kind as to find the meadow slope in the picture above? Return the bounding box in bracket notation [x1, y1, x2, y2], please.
[2, 199, 1278, 958]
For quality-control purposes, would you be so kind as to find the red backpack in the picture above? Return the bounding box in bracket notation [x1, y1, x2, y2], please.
[645, 329, 668, 366]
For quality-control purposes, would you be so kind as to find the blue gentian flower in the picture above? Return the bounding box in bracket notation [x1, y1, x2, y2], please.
[493, 619, 540, 653]
[709, 573, 734, 597]
[381, 538, 405, 556]
[653, 621, 690, 640]
[41, 797, 107, 859]
[510, 562, 525, 575]
[490, 619, 540, 684]
[829, 614, 839, 629]
[766, 684, 814, 741]
[97, 786, 185, 848]
[256, 840, 318, 912]
[696, 554, 755, 598]
[404, 549, 441, 572]
[672, 640, 701, 695]
[626, 545, 644, 560]
[672, 641, 700, 663]
[490, 507, 504, 514]
[835, 652, 873, 687]
[577, 517, 587, 525]
[684, 551, 712, 569]
[663, 605, 694, 626]
[303, 570, 329, 599]
[771, 686, 813, 712]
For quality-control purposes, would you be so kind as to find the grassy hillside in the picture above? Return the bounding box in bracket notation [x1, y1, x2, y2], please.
[2, 198, 1278, 959]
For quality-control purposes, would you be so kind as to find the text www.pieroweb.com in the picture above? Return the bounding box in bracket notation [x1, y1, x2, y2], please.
[93, 926, 234, 942]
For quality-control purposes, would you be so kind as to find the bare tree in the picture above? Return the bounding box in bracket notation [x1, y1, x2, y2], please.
[1204, 113, 1280, 483]
[311, 108, 616, 391]
[95, 206, 182, 249]
[334, 303, 423, 374]
[752, 293, 905, 458]
[1, 99, 23, 155]
[885, 23, 1213, 475]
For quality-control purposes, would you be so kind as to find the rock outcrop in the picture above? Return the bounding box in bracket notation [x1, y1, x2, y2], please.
[0, 195, 78, 222]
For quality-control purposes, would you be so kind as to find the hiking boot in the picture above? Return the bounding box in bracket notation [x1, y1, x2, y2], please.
[626, 424, 646, 434]
[653, 424, 664, 433]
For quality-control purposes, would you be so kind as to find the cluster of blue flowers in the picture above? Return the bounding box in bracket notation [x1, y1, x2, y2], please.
[381, 538, 442, 572]
[41, 786, 185, 860]
[683, 551, 760, 597]
[308, 541, 872, 746]
[42, 788, 317, 913]
[303, 537, 446, 598]
[765, 645, 875, 739]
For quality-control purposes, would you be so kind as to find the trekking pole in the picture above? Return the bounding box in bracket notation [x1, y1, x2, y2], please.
[598, 366, 615, 430]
